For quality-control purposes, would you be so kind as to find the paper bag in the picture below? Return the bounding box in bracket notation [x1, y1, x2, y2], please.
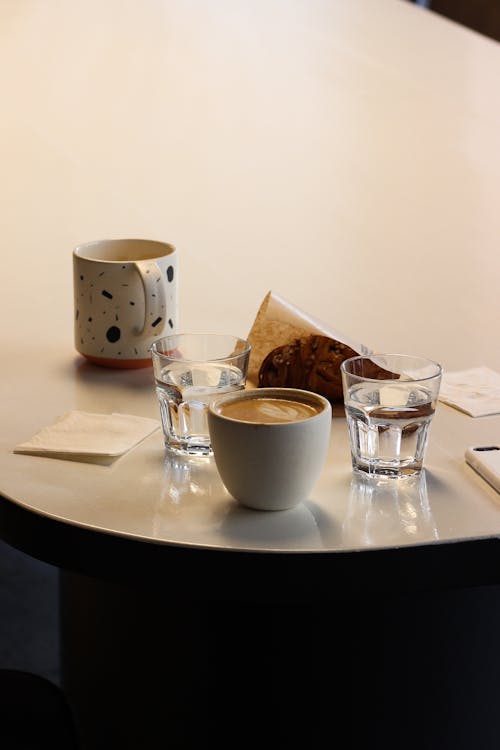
[246, 292, 374, 415]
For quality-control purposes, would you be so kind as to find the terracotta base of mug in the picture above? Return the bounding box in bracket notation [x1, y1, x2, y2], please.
[80, 353, 152, 369]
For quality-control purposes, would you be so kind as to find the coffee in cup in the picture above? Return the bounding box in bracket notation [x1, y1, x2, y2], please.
[208, 388, 332, 511]
[218, 396, 321, 424]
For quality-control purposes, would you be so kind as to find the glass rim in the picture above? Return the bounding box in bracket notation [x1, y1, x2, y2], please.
[340, 353, 443, 383]
[150, 332, 251, 363]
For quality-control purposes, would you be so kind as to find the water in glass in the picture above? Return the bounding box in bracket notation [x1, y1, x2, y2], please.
[156, 361, 245, 454]
[345, 381, 436, 476]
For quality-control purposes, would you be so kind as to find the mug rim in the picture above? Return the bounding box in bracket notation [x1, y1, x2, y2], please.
[209, 387, 331, 426]
[74, 238, 176, 262]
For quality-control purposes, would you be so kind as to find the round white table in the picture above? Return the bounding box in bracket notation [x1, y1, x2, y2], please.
[1, 1, 499, 747]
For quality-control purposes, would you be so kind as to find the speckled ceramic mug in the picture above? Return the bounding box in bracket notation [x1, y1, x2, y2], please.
[73, 239, 178, 368]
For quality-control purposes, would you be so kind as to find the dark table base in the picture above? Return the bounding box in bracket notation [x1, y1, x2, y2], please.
[60, 571, 500, 750]
[3, 494, 500, 747]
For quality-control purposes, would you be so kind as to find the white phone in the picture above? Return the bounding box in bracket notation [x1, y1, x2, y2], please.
[465, 445, 500, 493]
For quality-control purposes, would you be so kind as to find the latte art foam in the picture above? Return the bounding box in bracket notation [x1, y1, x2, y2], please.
[257, 401, 315, 422]
[219, 397, 320, 424]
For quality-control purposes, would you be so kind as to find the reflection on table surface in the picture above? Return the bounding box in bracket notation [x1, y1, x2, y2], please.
[343, 470, 438, 548]
[152, 453, 441, 551]
[155, 453, 324, 550]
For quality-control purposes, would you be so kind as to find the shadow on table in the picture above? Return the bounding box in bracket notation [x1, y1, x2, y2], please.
[219, 501, 331, 549]
[69, 355, 153, 388]
[62, 355, 156, 414]
[157, 452, 342, 549]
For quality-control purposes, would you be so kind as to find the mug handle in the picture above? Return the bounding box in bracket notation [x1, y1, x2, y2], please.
[133, 260, 167, 337]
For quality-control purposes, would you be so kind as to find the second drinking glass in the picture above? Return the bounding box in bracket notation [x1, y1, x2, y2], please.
[341, 354, 442, 478]
[151, 333, 251, 456]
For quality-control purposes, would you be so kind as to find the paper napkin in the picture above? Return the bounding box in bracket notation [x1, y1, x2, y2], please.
[14, 411, 160, 463]
[438, 367, 500, 417]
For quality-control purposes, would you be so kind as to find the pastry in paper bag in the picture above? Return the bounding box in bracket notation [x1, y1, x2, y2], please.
[247, 292, 380, 411]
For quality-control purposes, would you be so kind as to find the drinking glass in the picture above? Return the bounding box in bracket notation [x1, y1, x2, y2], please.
[151, 333, 251, 456]
[341, 354, 442, 477]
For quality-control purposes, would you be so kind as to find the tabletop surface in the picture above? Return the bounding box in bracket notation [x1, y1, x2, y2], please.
[1, 0, 499, 555]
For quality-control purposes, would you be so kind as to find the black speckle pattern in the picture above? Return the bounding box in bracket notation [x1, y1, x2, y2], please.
[106, 326, 121, 343]
[77, 261, 169, 359]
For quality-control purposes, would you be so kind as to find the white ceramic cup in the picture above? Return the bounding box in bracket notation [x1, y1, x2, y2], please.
[73, 239, 178, 368]
[208, 387, 332, 511]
